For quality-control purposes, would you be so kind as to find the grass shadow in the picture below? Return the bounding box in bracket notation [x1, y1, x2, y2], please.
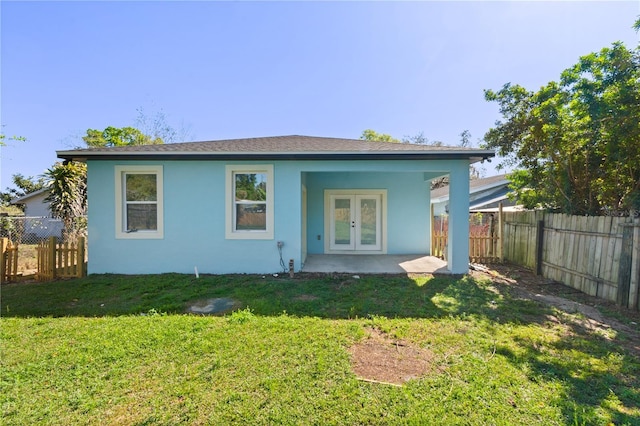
[496, 331, 639, 425]
[2, 272, 545, 323]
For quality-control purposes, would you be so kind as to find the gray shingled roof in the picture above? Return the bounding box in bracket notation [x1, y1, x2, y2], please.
[57, 135, 494, 162]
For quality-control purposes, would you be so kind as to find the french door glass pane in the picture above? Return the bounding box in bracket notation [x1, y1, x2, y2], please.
[334, 198, 351, 245]
[359, 198, 377, 245]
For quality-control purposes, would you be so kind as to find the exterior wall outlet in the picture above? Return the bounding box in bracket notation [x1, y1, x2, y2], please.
[317, 235, 321, 240]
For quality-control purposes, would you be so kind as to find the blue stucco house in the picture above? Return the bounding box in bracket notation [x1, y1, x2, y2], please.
[57, 135, 494, 275]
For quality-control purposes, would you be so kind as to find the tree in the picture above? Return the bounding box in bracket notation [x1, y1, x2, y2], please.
[0, 134, 25, 146]
[402, 131, 431, 145]
[483, 41, 640, 215]
[82, 126, 163, 147]
[361, 129, 449, 146]
[134, 107, 192, 144]
[0, 127, 26, 147]
[361, 129, 482, 189]
[49, 124, 169, 240]
[360, 129, 400, 143]
[0, 128, 28, 213]
[11, 174, 46, 195]
[82, 107, 191, 148]
[460, 130, 483, 180]
[44, 162, 87, 241]
[0, 174, 47, 206]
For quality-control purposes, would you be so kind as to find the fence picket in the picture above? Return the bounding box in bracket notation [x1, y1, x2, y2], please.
[35, 236, 86, 282]
[432, 214, 501, 263]
[1, 238, 21, 283]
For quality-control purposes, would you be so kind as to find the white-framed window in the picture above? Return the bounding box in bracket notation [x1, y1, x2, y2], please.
[225, 164, 274, 240]
[115, 165, 164, 239]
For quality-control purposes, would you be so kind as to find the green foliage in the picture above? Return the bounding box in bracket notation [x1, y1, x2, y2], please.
[0, 130, 26, 147]
[235, 173, 266, 201]
[0, 174, 47, 207]
[227, 307, 256, 324]
[483, 42, 640, 214]
[11, 174, 46, 195]
[0, 204, 23, 216]
[45, 124, 169, 239]
[360, 128, 453, 147]
[505, 169, 540, 208]
[43, 162, 87, 241]
[359, 129, 400, 143]
[361, 129, 482, 188]
[0, 128, 29, 207]
[82, 126, 163, 147]
[126, 174, 157, 202]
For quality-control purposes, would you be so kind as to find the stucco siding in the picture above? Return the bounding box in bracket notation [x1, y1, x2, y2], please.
[304, 172, 430, 255]
[86, 158, 468, 274]
[87, 160, 302, 274]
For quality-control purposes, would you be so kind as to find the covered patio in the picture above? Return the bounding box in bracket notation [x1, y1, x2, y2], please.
[301, 254, 450, 274]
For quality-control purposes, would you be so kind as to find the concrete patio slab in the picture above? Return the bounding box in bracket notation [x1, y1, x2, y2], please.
[301, 254, 450, 274]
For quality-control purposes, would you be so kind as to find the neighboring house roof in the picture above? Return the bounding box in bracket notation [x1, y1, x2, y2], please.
[57, 135, 495, 163]
[9, 188, 50, 205]
[430, 174, 510, 203]
[469, 192, 512, 210]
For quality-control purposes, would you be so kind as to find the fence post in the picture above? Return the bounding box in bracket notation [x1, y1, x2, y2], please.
[1, 237, 7, 284]
[536, 220, 545, 276]
[48, 236, 57, 280]
[77, 236, 86, 278]
[617, 223, 634, 307]
[628, 218, 640, 310]
[498, 203, 504, 262]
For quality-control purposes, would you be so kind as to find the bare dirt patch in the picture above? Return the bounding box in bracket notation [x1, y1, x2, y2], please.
[348, 327, 436, 385]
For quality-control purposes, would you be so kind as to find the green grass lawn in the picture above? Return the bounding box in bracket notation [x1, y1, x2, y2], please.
[1, 273, 639, 425]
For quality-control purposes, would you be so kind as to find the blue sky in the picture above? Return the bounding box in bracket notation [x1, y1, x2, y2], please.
[1, 1, 638, 190]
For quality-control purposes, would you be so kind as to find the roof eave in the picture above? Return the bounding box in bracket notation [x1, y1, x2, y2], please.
[56, 150, 495, 163]
[9, 187, 50, 205]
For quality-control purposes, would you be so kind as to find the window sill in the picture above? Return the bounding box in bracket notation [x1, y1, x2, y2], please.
[116, 231, 164, 240]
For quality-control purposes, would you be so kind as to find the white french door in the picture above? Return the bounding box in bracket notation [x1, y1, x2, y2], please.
[328, 193, 382, 251]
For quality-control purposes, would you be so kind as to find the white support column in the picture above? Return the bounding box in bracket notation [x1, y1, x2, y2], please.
[447, 164, 470, 274]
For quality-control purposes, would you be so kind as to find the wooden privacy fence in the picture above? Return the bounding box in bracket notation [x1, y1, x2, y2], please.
[431, 207, 503, 264]
[432, 206, 640, 310]
[36, 236, 87, 282]
[1, 238, 19, 283]
[432, 229, 501, 263]
[503, 212, 640, 310]
[432, 230, 447, 259]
